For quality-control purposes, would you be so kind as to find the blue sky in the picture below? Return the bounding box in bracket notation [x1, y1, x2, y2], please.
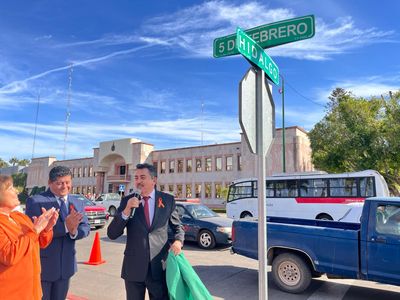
[0, 0, 399, 161]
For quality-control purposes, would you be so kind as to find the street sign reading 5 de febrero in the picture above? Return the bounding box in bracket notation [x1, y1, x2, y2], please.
[236, 28, 279, 85]
[214, 15, 315, 58]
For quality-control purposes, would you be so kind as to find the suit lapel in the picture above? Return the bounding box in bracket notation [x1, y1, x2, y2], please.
[150, 191, 164, 231]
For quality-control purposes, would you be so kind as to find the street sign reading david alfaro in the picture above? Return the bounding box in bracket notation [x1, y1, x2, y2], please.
[214, 15, 315, 58]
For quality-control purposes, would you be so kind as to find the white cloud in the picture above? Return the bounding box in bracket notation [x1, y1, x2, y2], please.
[316, 74, 400, 100]
[0, 115, 241, 159]
[139, 1, 394, 60]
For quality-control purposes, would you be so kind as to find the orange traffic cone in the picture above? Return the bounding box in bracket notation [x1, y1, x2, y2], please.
[84, 232, 106, 265]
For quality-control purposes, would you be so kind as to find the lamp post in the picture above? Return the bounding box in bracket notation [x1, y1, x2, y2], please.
[279, 74, 286, 173]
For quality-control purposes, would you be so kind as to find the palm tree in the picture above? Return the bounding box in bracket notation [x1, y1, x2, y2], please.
[9, 157, 19, 166]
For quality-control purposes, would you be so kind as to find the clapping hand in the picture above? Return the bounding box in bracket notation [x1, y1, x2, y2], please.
[43, 207, 59, 232]
[33, 207, 57, 234]
[65, 205, 83, 235]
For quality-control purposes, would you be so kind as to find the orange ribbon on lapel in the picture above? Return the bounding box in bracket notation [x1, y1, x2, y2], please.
[158, 197, 165, 208]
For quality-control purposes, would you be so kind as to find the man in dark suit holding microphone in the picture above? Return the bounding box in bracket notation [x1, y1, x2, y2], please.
[107, 163, 184, 300]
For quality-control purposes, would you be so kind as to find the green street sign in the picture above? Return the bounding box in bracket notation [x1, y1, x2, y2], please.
[236, 28, 279, 85]
[214, 15, 315, 58]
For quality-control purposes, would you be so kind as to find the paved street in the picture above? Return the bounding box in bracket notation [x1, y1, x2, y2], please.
[69, 225, 400, 300]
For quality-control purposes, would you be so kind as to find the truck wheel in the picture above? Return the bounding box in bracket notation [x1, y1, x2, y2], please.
[316, 213, 333, 221]
[197, 230, 216, 249]
[109, 206, 117, 217]
[272, 253, 312, 294]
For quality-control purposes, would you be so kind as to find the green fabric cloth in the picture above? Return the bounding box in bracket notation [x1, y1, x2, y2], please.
[166, 251, 213, 300]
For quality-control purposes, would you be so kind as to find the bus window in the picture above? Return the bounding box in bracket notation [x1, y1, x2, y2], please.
[266, 182, 274, 197]
[359, 177, 375, 197]
[275, 180, 298, 197]
[330, 178, 357, 197]
[299, 179, 327, 197]
[227, 181, 253, 202]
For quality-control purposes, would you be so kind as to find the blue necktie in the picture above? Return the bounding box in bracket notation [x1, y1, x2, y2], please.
[59, 197, 68, 221]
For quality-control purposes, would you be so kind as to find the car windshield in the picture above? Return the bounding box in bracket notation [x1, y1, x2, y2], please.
[186, 204, 218, 219]
[72, 195, 95, 206]
[107, 193, 121, 201]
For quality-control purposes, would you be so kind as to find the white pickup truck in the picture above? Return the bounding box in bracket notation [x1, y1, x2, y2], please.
[94, 193, 122, 216]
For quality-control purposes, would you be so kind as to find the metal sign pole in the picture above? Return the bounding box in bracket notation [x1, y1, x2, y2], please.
[256, 67, 268, 300]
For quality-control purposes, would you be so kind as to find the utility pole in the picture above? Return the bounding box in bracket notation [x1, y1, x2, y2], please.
[280, 74, 286, 172]
[63, 64, 73, 160]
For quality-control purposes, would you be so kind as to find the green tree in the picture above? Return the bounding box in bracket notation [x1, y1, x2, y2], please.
[0, 158, 9, 168]
[12, 172, 27, 188]
[18, 159, 30, 166]
[309, 88, 400, 195]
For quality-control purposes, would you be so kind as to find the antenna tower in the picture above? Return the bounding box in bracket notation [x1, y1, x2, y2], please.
[63, 64, 73, 160]
[201, 100, 204, 145]
[32, 88, 41, 159]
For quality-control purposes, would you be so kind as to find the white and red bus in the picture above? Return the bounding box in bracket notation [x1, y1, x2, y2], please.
[226, 170, 390, 222]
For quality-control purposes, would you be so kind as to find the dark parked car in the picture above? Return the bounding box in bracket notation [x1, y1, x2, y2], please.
[71, 194, 109, 229]
[173, 202, 233, 249]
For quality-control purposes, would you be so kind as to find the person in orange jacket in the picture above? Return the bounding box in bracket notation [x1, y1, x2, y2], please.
[0, 175, 58, 300]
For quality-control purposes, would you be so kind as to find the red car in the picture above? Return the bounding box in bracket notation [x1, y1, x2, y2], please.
[71, 194, 109, 229]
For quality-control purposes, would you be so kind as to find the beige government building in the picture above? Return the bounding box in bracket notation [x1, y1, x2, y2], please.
[26, 126, 313, 206]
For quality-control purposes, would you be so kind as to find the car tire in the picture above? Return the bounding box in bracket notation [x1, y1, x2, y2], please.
[197, 230, 216, 249]
[271, 253, 312, 294]
[109, 206, 117, 217]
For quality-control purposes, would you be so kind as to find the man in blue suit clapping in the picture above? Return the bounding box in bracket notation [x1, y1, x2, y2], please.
[26, 166, 90, 300]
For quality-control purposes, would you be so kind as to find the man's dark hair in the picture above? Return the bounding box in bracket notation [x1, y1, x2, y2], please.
[49, 166, 72, 182]
[136, 163, 157, 178]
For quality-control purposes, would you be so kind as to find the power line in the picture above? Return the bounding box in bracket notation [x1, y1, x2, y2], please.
[285, 81, 325, 107]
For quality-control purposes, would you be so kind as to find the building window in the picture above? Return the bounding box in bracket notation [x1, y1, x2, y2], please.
[89, 166, 93, 177]
[82, 186, 86, 194]
[186, 184, 192, 198]
[176, 184, 183, 198]
[205, 183, 212, 198]
[237, 154, 242, 171]
[78, 167, 82, 177]
[215, 157, 222, 171]
[152, 161, 158, 174]
[169, 160, 175, 173]
[82, 167, 86, 177]
[77, 186, 81, 194]
[226, 156, 233, 171]
[177, 160, 183, 173]
[71, 168, 75, 178]
[168, 184, 174, 194]
[108, 184, 113, 193]
[205, 157, 212, 172]
[196, 158, 202, 172]
[74, 168, 78, 178]
[119, 165, 126, 175]
[215, 183, 222, 198]
[195, 184, 202, 198]
[160, 161, 166, 174]
[186, 159, 192, 172]
[159, 185, 165, 192]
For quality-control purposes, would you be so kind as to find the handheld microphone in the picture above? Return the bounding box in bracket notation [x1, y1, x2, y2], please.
[129, 188, 142, 218]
